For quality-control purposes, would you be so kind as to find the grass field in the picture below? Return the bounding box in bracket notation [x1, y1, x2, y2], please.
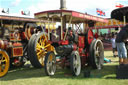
[0, 51, 128, 85]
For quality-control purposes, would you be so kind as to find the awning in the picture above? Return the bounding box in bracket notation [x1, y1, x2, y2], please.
[111, 6, 128, 22]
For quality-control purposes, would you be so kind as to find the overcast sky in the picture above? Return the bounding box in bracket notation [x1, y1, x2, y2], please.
[0, 0, 128, 18]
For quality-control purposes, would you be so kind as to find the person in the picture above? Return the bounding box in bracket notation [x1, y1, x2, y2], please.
[111, 33, 117, 57]
[116, 24, 128, 65]
[94, 32, 99, 39]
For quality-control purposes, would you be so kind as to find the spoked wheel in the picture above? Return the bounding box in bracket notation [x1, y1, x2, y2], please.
[89, 39, 104, 69]
[0, 49, 10, 77]
[70, 51, 81, 76]
[44, 51, 56, 76]
[28, 33, 54, 68]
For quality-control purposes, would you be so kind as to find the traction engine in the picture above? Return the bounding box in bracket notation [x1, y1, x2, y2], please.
[28, 17, 105, 76]
[0, 19, 39, 77]
[27, 6, 107, 76]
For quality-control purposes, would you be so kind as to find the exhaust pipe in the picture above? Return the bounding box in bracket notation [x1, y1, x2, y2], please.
[60, 0, 66, 10]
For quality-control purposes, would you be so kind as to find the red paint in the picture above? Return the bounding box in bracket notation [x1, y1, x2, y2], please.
[12, 43, 23, 57]
[21, 32, 26, 39]
[94, 33, 98, 39]
[87, 29, 94, 44]
[13, 43, 22, 47]
[79, 48, 83, 55]
[60, 40, 69, 45]
[13, 47, 23, 57]
[78, 36, 85, 48]
[116, 4, 124, 8]
[73, 44, 77, 51]
[72, 12, 108, 23]
[35, 10, 108, 23]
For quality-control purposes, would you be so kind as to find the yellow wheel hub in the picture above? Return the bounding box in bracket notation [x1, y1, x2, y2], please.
[0, 50, 10, 77]
[36, 34, 54, 66]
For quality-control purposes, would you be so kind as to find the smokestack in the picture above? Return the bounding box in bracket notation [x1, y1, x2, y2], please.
[60, 0, 67, 10]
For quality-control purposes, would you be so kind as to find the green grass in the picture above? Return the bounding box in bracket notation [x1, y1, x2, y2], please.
[0, 51, 128, 85]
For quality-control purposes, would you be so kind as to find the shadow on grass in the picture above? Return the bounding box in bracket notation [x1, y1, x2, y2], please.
[0, 65, 46, 81]
[0, 64, 117, 81]
[50, 64, 117, 79]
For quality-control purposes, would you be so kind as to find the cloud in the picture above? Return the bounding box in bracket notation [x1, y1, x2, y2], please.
[5, 0, 127, 18]
[27, 0, 60, 17]
[11, 0, 21, 6]
[27, 0, 119, 18]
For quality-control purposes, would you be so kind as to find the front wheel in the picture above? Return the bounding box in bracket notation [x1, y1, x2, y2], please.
[0, 49, 10, 77]
[44, 51, 56, 76]
[28, 33, 54, 68]
[70, 51, 81, 76]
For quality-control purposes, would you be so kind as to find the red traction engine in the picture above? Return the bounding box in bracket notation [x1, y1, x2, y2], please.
[46, 28, 104, 76]
[28, 27, 104, 76]
[31, 9, 105, 76]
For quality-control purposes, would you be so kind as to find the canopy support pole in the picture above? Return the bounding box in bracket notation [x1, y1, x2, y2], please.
[61, 17, 63, 40]
[123, 15, 126, 26]
[48, 18, 50, 40]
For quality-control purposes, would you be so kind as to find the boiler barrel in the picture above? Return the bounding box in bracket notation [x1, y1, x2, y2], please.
[56, 45, 73, 56]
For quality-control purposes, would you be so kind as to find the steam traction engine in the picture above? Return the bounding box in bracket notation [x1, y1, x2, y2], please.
[27, 10, 108, 76]
[0, 15, 49, 77]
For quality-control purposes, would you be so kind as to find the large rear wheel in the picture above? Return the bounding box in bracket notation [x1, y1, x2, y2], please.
[0, 49, 10, 77]
[44, 51, 56, 76]
[70, 51, 81, 76]
[24, 23, 37, 40]
[89, 39, 104, 69]
[28, 33, 54, 68]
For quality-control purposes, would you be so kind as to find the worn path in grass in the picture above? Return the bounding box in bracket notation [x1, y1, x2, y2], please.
[0, 51, 128, 85]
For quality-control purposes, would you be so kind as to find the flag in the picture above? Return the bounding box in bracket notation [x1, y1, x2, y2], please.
[115, 3, 124, 8]
[21, 11, 30, 16]
[1, 8, 9, 14]
[96, 8, 105, 16]
[21, 11, 25, 15]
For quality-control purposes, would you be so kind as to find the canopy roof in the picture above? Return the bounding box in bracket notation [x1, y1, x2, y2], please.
[0, 15, 47, 23]
[111, 6, 128, 22]
[35, 10, 108, 23]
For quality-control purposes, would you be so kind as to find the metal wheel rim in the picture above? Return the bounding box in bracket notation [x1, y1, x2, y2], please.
[72, 52, 81, 76]
[0, 50, 9, 77]
[46, 53, 56, 75]
[94, 41, 104, 69]
[36, 34, 50, 66]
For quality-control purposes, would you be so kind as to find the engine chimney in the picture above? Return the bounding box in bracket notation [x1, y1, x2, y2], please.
[60, 0, 67, 10]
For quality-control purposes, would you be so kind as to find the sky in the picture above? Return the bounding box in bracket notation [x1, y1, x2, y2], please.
[0, 0, 128, 18]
